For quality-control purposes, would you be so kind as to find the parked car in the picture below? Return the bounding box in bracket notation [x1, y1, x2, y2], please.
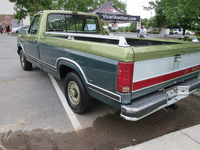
[185, 30, 195, 35]
[12, 26, 29, 34]
[0, 25, 3, 33]
[173, 28, 194, 35]
[11, 27, 19, 34]
[17, 26, 29, 34]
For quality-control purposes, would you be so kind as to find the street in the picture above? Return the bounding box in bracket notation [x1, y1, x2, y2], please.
[0, 33, 200, 150]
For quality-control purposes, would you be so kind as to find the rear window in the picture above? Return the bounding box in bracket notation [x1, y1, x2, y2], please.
[47, 14, 100, 33]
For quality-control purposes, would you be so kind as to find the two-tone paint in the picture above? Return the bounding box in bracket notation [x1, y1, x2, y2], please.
[17, 10, 200, 114]
[129, 52, 200, 103]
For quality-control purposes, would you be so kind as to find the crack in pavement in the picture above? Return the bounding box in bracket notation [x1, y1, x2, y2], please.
[179, 130, 200, 145]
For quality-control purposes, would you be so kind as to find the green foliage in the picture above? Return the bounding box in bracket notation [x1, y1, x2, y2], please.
[102, 30, 107, 35]
[144, 0, 200, 34]
[125, 27, 129, 32]
[195, 35, 200, 40]
[140, 17, 157, 29]
[148, 16, 157, 28]
[195, 31, 200, 36]
[187, 38, 192, 42]
[9, 0, 54, 19]
[129, 22, 137, 32]
[117, 27, 124, 32]
[183, 38, 187, 41]
[147, 31, 160, 34]
[141, 18, 148, 28]
[180, 37, 193, 41]
[9, 0, 127, 21]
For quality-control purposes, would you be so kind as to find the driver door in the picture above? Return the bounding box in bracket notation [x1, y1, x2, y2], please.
[24, 15, 40, 62]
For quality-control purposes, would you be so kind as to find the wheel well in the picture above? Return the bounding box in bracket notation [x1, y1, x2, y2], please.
[17, 46, 22, 55]
[59, 65, 76, 79]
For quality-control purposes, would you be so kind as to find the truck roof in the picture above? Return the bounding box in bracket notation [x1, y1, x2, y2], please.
[36, 10, 99, 17]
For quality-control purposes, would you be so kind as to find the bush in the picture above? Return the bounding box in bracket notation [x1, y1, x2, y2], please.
[195, 35, 200, 40]
[187, 38, 192, 42]
[147, 31, 160, 34]
[178, 37, 183, 40]
[183, 38, 187, 41]
[195, 31, 200, 36]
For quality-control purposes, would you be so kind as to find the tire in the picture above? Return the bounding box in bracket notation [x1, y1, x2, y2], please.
[19, 50, 32, 71]
[64, 72, 93, 114]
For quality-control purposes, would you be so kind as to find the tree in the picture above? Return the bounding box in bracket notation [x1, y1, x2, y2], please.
[9, 0, 54, 20]
[10, 0, 127, 21]
[129, 22, 137, 32]
[147, 16, 157, 28]
[144, 0, 200, 34]
[141, 18, 148, 28]
[53, 0, 127, 14]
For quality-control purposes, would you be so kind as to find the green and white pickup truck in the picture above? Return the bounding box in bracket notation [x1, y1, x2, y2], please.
[17, 10, 200, 121]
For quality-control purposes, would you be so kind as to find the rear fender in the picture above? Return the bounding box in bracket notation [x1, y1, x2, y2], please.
[17, 42, 25, 55]
[57, 58, 88, 90]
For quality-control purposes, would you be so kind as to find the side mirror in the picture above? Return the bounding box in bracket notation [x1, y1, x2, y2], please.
[18, 28, 27, 35]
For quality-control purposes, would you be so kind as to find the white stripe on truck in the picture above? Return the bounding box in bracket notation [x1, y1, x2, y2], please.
[133, 52, 200, 83]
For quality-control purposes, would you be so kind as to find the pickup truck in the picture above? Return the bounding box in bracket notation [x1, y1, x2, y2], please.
[17, 10, 200, 121]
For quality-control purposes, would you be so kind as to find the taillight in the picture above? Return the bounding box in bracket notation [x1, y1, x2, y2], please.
[117, 62, 134, 93]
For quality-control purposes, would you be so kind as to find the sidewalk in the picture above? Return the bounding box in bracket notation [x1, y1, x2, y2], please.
[122, 92, 200, 150]
[122, 124, 200, 150]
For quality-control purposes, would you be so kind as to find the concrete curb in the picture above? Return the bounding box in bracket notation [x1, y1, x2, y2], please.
[192, 91, 200, 97]
[121, 124, 200, 150]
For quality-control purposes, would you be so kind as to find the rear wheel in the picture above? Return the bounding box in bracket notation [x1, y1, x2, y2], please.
[19, 50, 32, 71]
[64, 72, 93, 114]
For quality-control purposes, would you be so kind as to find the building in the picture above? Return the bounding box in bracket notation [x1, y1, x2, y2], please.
[0, 0, 30, 30]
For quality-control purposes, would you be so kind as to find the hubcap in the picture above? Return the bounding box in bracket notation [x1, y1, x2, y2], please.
[68, 81, 80, 106]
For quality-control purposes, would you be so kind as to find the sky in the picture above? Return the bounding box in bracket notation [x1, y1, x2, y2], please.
[121, 0, 155, 19]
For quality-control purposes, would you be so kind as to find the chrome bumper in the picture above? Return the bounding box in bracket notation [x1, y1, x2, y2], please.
[120, 77, 200, 121]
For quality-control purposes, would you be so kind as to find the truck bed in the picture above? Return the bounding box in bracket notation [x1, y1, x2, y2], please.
[126, 38, 181, 47]
[75, 36, 181, 46]
[47, 32, 182, 47]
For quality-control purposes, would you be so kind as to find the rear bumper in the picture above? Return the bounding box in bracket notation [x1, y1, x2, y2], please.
[120, 77, 200, 121]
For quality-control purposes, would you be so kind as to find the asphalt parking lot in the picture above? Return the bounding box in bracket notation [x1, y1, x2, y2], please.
[0, 33, 200, 150]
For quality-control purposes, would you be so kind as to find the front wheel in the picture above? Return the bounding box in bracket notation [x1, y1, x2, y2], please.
[19, 51, 32, 71]
[64, 72, 93, 114]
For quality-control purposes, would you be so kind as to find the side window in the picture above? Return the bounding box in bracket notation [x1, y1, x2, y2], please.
[28, 15, 40, 34]
[47, 14, 65, 32]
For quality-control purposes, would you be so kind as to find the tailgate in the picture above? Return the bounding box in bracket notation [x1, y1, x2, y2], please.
[131, 43, 200, 99]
